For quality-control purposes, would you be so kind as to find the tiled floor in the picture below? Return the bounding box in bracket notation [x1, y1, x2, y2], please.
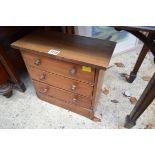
[0, 47, 155, 128]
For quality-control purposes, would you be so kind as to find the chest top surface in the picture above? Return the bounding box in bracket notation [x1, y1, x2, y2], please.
[11, 30, 116, 70]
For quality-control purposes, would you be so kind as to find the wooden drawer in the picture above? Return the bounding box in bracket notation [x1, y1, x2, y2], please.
[36, 92, 94, 119]
[28, 66, 94, 98]
[22, 51, 95, 84]
[33, 80, 92, 109]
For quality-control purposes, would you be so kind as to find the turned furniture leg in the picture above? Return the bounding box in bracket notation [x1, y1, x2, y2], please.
[0, 83, 13, 98]
[127, 45, 149, 83]
[0, 45, 26, 92]
[125, 73, 155, 128]
[114, 27, 155, 128]
[0, 62, 13, 98]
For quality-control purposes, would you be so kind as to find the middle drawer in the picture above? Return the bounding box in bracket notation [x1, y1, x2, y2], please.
[28, 66, 94, 98]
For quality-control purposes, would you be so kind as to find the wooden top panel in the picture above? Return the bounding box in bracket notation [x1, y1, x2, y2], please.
[115, 26, 155, 33]
[11, 30, 116, 69]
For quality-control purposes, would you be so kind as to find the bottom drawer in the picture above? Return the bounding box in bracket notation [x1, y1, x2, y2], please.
[33, 80, 92, 109]
[36, 91, 95, 120]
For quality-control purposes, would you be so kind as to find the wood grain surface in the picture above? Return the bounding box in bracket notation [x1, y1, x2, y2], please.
[11, 30, 116, 69]
[22, 51, 95, 84]
[33, 80, 92, 109]
[36, 91, 95, 119]
[28, 66, 94, 98]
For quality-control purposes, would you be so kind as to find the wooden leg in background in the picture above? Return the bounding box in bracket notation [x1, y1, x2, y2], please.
[0, 62, 13, 98]
[0, 46, 26, 92]
[13, 80, 26, 92]
[125, 73, 155, 128]
[127, 45, 149, 83]
[0, 83, 13, 98]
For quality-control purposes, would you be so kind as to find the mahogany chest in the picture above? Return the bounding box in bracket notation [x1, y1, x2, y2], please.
[11, 30, 116, 120]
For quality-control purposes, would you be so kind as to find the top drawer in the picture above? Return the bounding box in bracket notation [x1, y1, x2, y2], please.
[22, 51, 95, 84]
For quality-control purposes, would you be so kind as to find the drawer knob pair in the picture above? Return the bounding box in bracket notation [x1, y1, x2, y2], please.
[69, 67, 76, 75]
[39, 88, 48, 94]
[72, 98, 77, 103]
[39, 74, 46, 80]
[71, 84, 76, 91]
[34, 59, 41, 66]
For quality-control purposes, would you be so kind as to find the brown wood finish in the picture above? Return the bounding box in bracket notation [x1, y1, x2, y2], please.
[115, 26, 155, 128]
[125, 73, 155, 128]
[0, 27, 38, 94]
[0, 45, 24, 91]
[0, 62, 13, 97]
[28, 66, 94, 98]
[0, 46, 19, 82]
[127, 44, 149, 83]
[65, 26, 75, 34]
[11, 29, 116, 120]
[0, 61, 9, 84]
[33, 80, 92, 109]
[11, 30, 116, 70]
[36, 92, 94, 119]
[92, 69, 105, 107]
[21, 51, 95, 84]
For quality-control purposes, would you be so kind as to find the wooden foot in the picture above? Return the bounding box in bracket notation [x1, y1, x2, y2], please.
[127, 71, 137, 83]
[0, 82, 13, 98]
[13, 80, 26, 92]
[124, 115, 136, 128]
[3, 90, 13, 98]
[127, 45, 149, 83]
[124, 73, 155, 128]
[91, 116, 101, 122]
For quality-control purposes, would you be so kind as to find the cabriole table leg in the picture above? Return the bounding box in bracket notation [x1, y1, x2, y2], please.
[125, 73, 155, 128]
[127, 45, 149, 83]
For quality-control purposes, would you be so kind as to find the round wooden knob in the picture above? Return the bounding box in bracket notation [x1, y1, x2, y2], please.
[69, 67, 76, 75]
[71, 84, 76, 91]
[34, 59, 41, 66]
[40, 88, 48, 94]
[39, 74, 46, 80]
[72, 98, 77, 103]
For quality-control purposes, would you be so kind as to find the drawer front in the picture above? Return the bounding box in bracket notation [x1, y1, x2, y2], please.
[37, 92, 94, 119]
[22, 51, 95, 84]
[28, 66, 93, 98]
[33, 80, 92, 109]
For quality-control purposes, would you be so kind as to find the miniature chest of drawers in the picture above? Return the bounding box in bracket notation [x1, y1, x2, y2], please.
[11, 30, 116, 120]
